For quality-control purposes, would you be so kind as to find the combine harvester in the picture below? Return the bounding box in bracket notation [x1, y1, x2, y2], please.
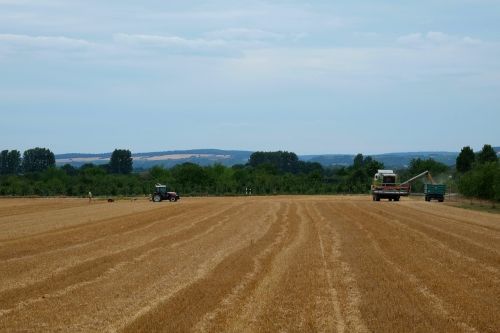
[371, 170, 446, 202]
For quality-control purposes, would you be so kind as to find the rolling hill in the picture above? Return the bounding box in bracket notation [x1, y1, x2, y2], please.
[52, 148, 491, 169]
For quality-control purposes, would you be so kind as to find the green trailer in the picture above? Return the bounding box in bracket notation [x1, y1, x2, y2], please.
[424, 184, 446, 202]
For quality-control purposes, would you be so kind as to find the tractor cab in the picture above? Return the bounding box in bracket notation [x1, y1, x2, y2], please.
[156, 185, 168, 194]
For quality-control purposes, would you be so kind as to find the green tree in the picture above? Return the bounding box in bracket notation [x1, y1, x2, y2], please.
[353, 153, 364, 169]
[477, 144, 498, 164]
[494, 169, 500, 202]
[365, 159, 384, 177]
[408, 158, 448, 176]
[0, 150, 8, 174]
[458, 162, 499, 201]
[0, 150, 20, 174]
[109, 149, 133, 174]
[297, 161, 324, 174]
[456, 146, 475, 173]
[61, 164, 78, 176]
[171, 163, 208, 193]
[22, 148, 55, 173]
[248, 151, 300, 173]
[7, 150, 21, 174]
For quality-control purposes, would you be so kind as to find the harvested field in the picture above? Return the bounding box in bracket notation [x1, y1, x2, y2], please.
[0, 196, 499, 332]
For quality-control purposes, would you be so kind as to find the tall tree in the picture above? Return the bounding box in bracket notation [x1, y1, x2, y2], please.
[7, 150, 21, 174]
[61, 163, 78, 176]
[458, 162, 499, 200]
[22, 148, 55, 173]
[456, 146, 475, 173]
[109, 149, 133, 174]
[408, 158, 448, 175]
[0, 150, 8, 174]
[477, 144, 498, 164]
[365, 159, 384, 177]
[353, 154, 364, 169]
[248, 151, 300, 173]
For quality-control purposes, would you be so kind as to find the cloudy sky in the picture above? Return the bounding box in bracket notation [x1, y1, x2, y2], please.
[1, 0, 499, 154]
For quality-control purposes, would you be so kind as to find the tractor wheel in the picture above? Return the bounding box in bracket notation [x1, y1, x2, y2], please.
[169, 196, 177, 202]
[153, 194, 161, 202]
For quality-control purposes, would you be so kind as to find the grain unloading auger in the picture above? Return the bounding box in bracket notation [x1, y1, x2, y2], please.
[371, 170, 446, 202]
[400, 170, 434, 186]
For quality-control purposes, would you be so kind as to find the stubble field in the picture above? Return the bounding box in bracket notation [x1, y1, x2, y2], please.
[0, 196, 498, 332]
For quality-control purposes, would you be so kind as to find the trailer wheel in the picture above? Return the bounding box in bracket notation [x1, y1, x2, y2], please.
[394, 197, 400, 202]
[376, 196, 380, 202]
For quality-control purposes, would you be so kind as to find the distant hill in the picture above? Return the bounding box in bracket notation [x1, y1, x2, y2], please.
[53, 148, 486, 169]
[56, 149, 253, 169]
[302, 151, 459, 169]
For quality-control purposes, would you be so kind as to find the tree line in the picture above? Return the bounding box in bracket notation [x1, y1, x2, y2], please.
[1, 148, 51, 174]
[455, 144, 499, 201]
[0, 148, 133, 176]
[0, 149, 385, 196]
[0, 145, 498, 201]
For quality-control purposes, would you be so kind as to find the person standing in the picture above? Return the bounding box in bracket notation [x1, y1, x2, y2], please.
[88, 191, 93, 203]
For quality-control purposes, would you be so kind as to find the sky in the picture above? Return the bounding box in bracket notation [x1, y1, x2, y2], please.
[0, 0, 499, 155]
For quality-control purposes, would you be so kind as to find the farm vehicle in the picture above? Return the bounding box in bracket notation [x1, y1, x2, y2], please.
[371, 170, 446, 202]
[424, 184, 446, 202]
[371, 170, 408, 201]
[152, 184, 180, 202]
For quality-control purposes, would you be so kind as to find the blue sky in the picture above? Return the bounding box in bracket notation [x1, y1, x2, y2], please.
[1, 0, 499, 154]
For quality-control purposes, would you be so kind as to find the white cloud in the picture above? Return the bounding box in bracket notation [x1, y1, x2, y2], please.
[223, 34, 500, 89]
[1, 30, 498, 89]
[203, 28, 284, 41]
[136, 9, 264, 22]
[112, 33, 242, 57]
[0, 0, 60, 4]
[462, 36, 483, 45]
[396, 33, 423, 45]
[0, 32, 241, 59]
[353, 32, 380, 38]
[112, 32, 293, 57]
[397, 31, 484, 47]
[0, 33, 93, 50]
[113, 33, 226, 49]
[426, 31, 451, 43]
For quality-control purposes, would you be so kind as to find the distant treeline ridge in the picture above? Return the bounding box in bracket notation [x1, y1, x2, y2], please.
[0, 146, 498, 201]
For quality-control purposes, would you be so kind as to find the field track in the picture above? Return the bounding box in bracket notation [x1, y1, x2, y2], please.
[0, 196, 499, 332]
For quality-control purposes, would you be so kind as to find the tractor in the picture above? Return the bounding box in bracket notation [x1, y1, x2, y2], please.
[152, 184, 180, 202]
